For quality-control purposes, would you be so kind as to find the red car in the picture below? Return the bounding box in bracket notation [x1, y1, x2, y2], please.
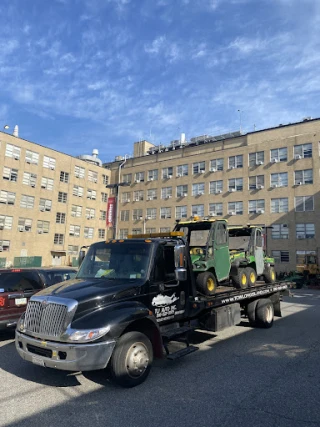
[0, 267, 77, 330]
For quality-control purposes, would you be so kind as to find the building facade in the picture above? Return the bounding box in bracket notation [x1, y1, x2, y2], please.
[0, 132, 111, 267]
[107, 118, 320, 273]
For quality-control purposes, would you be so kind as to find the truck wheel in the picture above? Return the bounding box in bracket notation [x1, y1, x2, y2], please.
[110, 331, 153, 388]
[255, 298, 274, 328]
[246, 299, 259, 326]
[196, 272, 217, 296]
[264, 266, 276, 284]
[245, 267, 257, 287]
[232, 268, 248, 289]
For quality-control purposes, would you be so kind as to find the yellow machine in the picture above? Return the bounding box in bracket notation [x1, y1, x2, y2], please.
[296, 254, 320, 278]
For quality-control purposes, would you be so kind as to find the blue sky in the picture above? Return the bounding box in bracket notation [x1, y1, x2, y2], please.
[0, 0, 319, 162]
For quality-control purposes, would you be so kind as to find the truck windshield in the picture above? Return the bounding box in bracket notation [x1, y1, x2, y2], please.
[77, 241, 151, 280]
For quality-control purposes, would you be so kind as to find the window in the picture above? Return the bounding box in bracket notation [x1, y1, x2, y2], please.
[248, 199, 265, 214]
[69, 225, 81, 237]
[133, 190, 144, 201]
[119, 229, 128, 239]
[272, 250, 289, 263]
[120, 210, 130, 221]
[249, 175, 264, 190]
[102, 174, 109, 185]
[54, 234, 64, 244]
[210, 158, 223, 172]
[192, 204, 204, 216]
[176, 205, 187, 219]
[5, 143, 21, 159]
[249, 151, 264, 167]
[177, 185, 188, 197]
[0, 191, 15, 205]
[162, 167, 173, 179]
[84, 227, 94, 239]
[23, 172, 37, 188]
[73, 185, 84, 197]
[131, 228, 142, 235]
[296, 251, 316, 265]
[176, 164, 188, 177]
[88, 170, 98, 183]
[0, 240, 10, 251]
[228, 155, 243, 169]
[270, 172, 288, 187]
[43, 156, 56, 170]
[209, 203, 223, 216]
[146, 208, 157, 220]
[56, 212, 66, 224]
[294, 169, 313, 185]
[17, 217, 32, 232]
[193, 161, 205, 174]
[192, 183, 205, 196]
[146, 228, 156, 233]
[85, 208, 95, 219]
[68, 245, 79, 255]
[58, 192, 68, 203]
[294, 143, 312, 159]
[270, 147, 287, 163]
[41, 177, 54, 190]
[25, 150, 39, 165]
[295, 196, 314, 212]
[60, 171, 69, 183]
[228, 178, 243, 192]
[3, 167, 18, 182]
[71, 205, 82, 217]
[228, 201, 243, 215]
[272, 224, 289, 239]
[121, 192, 131, 202]
[147, 189, 157, 200]
[20, 195, 34, 209]
[160, 207, 172, 219]
[216, 223, 227, 245]
[134, 172, 145, 183]
[133, 209, 143, 220]
[161, 187, 172, 199]
[160, 227, 171, 233]
[37, 220, 50, 234]
[209, 180, 223, 194]
[296, 224, 315, 239]
[122, 173, 132, 184]
[39, 198, 52, 212]
[0, 215, 13, 230]
[271, 198, 288, 213]
[75, 165, 85, 178]
[98, 229, 106, 239]
[100, 210, 106, 221]
[148, 169, 158, 181]
[87, 189, 96, 200]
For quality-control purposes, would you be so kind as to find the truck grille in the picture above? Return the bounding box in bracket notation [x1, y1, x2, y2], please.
[25, 300, 69, 337]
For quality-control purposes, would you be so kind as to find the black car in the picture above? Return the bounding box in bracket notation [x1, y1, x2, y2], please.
[0, 267, 77, 330]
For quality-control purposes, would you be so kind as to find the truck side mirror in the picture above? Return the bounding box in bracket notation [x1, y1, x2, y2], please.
[78, 250, 86, 267]
[174, 245, 187, 282]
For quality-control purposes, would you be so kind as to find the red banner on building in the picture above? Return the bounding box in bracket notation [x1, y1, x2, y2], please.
[106, 197, 116, 227]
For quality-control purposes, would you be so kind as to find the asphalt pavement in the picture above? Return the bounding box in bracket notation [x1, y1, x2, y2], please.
[1, 289, 320, 427]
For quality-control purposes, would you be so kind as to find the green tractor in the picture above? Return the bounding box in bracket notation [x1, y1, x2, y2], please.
[174, 218, 276, 296]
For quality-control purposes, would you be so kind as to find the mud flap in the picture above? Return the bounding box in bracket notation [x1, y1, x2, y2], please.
[269, 292, 281, 317]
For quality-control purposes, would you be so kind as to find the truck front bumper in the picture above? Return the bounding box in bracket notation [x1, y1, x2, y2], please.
[15, 330, 116, 372]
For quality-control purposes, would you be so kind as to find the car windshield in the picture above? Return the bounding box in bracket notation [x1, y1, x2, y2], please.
[77, 241, 152, 280]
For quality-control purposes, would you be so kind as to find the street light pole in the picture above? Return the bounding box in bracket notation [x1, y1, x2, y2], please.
[238, 109, 242, 135]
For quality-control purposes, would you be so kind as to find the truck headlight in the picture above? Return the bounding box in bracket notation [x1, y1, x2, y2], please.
[68, 325, 110, 342]
[17, 313, 26, 332]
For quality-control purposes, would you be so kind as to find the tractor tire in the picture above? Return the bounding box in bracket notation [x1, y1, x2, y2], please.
[110, 331, 153, 388]
[264, 266, 276, 284]
[196, 272, 217, 296]
[245, 267, 257, 287]
[232, 268, 248, 289]
[246, 299, 259, 326]
[255, 298, 274, 328]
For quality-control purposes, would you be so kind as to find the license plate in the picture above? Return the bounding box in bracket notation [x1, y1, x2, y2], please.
[32, 356, 45, 367]
[15, 298, 27, 306]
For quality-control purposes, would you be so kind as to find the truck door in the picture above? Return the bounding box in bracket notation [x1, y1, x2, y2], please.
[213, 222, 231, 281]
[149, 245, 187, 325]
[254, 229, 264, 275]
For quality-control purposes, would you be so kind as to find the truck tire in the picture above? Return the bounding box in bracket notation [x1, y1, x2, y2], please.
[264, 266, 276, 284]
[232, 268, 248, 289]
[245, 267, 257, 287]
[110, 331, 153, 388]
[255, 298, 274, 328]
[196, 272, 217, 296]
[246, 299, 259, 326]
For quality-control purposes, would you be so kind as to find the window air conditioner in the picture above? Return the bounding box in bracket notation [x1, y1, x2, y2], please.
[210, 168, 216, 172]
[139, 216, 143, 220]
[183, 193, 188, 197]
[295, 154, 302, 160]
[271, 158, 279, 163]
[197, 192, 204, 196]
[257, 185, 264, 189]
[37, 230, 43, 234]
[230, 211, 236, 216]
[297, 235, 304, 239]
[40, 207, 45, 211]
[146, 216, 152, 220]
[256, 161, 264, 166]
[230, 188, 236, 192]
[18, 226, 24, 232]
[229, 166, 235, 170]
[126, 199, 131, 202]
[71, 212, 76, 217]
[257, 209, 265, 214]
[50, 166, 55, 170]
[166, 195, 172, 199]
[271, 184, 278, 188]
[200, 170, 205, 174]
[177, 174, 182, 177]
[209, 213, 217, 217]
[297, 182, 302, 186]
[0, 225, 4, 230]
[135, 179, 140, 183]
[14, 155, 19, 160]
[215, 190, 222, 194]
[168, 175, 173, 179]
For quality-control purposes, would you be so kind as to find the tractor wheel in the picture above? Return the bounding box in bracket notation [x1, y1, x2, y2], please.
[232, 268, 248, 289]
[264, 266, 276, 284]
[196, 272, 217, 296]
[245, 267, 257, 287]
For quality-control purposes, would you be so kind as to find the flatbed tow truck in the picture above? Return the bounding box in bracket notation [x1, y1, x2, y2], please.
[16, 231, 289, 387]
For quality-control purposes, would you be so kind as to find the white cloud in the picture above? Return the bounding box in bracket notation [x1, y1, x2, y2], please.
[144, 36, 166, 55]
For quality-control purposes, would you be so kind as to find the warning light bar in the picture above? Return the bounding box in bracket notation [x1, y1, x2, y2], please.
[128, 231, 185, 239]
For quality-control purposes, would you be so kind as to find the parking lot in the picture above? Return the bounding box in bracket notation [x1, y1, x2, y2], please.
[1, 289, 320, 427]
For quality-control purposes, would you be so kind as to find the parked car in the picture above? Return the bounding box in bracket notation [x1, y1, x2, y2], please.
[0, 267, 77, 330]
